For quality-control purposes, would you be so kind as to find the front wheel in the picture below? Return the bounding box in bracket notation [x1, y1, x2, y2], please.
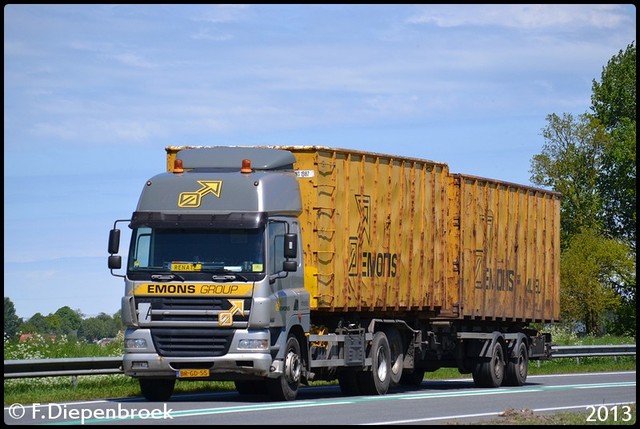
[266, 334, 303, 401]
[357, 331, 391, 396]
[139, 378, 175, 401]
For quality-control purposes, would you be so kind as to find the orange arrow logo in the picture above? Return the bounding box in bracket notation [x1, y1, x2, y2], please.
[218, 299, 245, 327]
[178, 180, 223, 208]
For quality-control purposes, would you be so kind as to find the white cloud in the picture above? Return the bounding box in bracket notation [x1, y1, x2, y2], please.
[196, 4, 251, 23]
[407, 4, 632, 30]
[191, 28, 234, 41]
[31, 119, 167, 143]
[111, 52, 157, 69]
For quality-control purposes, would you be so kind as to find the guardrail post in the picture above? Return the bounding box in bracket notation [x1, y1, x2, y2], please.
[72, 375, 78, 388]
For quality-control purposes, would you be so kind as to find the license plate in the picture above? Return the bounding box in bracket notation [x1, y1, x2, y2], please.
[177, 369, 209, 378]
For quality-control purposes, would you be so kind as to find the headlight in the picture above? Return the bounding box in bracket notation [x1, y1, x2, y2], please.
[237, 339, 269, 350]
[125, 338, 147, 348]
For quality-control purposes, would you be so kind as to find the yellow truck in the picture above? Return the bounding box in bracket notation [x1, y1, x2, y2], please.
[108, 145, 560, 401]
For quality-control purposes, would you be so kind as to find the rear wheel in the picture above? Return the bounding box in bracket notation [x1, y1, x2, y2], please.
[504, 342, 528, 386]
[383, 327, 404, 387]
[399, 369, 425, 387]
[472, 341, 505, 388]
[266, 334, 302, 401]
[139, 378, 175, 401]
[357, 331, 391, 395]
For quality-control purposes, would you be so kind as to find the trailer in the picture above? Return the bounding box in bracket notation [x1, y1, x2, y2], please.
[108, 145, 560, 401]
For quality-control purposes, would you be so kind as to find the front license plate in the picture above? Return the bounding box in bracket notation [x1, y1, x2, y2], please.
[177, 369, 209, 378]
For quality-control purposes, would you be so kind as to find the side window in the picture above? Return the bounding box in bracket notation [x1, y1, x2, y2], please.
[268, 222, 286, 274]
[130, 227, 151, 269]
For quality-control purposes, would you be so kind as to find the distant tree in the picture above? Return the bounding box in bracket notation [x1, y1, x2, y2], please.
[112, 310, 124, 333]
[590, 41, 636, 249]
[560, 229, 634, 335]
[78, 312, 119, 342]
[530, 42, 636, 336]
[530, 112, 606, 247]
[21, 313, 49, 334]
[4, 297, 22, 339]
[54, 306, 83, 337]
[45, 314, 63, 335]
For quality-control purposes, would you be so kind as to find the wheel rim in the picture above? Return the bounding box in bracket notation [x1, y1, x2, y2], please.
[517, 346, 527, 378]
[285, 350, 301, 383]
[376, 346, 388, 382]
[493, 346, 504, 380]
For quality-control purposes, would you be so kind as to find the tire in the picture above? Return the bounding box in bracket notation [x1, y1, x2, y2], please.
[399, 369, 425, 387]
[235, 380, 268, 395]
[266, 334, 302, 401]
[357, 331, 391, 396]
[139, 378, 176, 401]
[472, 341, 505, 388]
[383, 326, 404, 387]
[504, 342, 528, 386]
[337, 369, 361, 396]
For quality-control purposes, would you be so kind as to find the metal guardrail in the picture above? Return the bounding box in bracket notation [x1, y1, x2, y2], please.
[4, 357, 122, 379]
[552, 344, 637, 358]
[3, 345, 635, 380]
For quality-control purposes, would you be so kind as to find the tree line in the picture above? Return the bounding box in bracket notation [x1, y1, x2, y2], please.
[530, 41, 636, 335]
[4, 297, 122, 343]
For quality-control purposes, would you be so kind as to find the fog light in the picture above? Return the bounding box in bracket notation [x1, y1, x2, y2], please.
[237, 339, 269, 350]
[125, 338, 147, 348]
[132, 361, 149, 369]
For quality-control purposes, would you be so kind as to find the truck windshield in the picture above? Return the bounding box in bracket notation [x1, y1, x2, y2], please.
[127, 227, 265, 274]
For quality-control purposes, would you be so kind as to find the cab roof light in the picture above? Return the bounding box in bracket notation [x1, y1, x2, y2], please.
[241, 159, 252, 174]
[173, 159, 184, 173]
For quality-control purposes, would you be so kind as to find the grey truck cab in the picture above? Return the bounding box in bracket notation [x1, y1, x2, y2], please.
[108, 147, 310, 401]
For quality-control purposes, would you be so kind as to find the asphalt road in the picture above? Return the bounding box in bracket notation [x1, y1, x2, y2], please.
[4, 371, 636, 425]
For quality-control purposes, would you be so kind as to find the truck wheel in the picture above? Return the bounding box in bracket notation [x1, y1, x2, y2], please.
[399, 369, 425, 387]
[383, 327, 404, 387]
[267, 334, 302, 401]
[472, 341, 505, 388]
[235, 380, 268, 395]
[504, 342, 528, 386]
[337, 369, 361, 396]
[357, 331, 391, 395]
[139, 378, 175, 401]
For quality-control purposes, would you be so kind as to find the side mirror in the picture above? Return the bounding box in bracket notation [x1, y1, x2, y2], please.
[283, 260, 297, 272]
[284, 233, 297, 258]
[108, 229, 121, 254]
[108, 255, 122, 270]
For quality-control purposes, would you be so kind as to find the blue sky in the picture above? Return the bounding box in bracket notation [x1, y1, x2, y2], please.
[4, 4, 636, 320]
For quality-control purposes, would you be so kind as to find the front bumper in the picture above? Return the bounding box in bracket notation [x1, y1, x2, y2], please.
[123, 327, 277, 379]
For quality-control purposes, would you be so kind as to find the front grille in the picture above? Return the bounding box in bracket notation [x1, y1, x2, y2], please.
[151, 328, 235, 357]
[136, 296, 251, 322]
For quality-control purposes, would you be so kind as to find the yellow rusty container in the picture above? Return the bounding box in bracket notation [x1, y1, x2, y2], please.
[450, 174, 561, 323]
[285, 146, 453, 315]
[165, 145, 561, 323]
